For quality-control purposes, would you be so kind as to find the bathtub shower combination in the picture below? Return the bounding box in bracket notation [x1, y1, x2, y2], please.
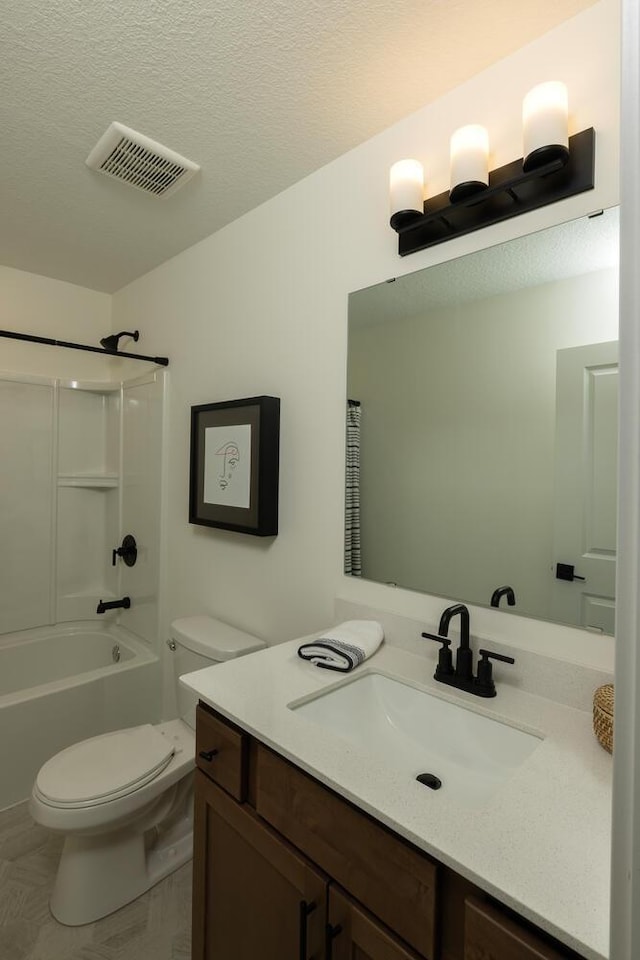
[0, 368, 166, 810]
[0, 623, 160, 810]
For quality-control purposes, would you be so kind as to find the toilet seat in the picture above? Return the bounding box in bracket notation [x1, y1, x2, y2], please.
[35, 725, 176, 808]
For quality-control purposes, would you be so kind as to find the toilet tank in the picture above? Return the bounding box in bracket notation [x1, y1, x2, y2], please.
[169, 615, 265, 728]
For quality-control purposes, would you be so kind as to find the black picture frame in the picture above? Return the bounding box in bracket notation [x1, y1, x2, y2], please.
[189, 396, 280, 536]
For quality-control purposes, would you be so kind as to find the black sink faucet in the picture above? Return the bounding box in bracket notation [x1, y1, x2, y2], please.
[421, 603, 514, 698]
[438, 603, 472, 682]
[96, 596, 131, 615]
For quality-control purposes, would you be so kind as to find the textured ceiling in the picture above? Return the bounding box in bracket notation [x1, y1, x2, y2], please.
[349, 207, 620, 326]
[1, 0, 596, 293]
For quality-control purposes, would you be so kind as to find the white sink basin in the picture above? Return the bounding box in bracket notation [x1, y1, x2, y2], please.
[289, 672, 541, 807]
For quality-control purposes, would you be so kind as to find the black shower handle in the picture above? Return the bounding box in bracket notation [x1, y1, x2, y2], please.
[112, 534, 138, 567]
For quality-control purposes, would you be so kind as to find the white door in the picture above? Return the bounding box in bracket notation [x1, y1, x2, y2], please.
[550, 341, 618, 633]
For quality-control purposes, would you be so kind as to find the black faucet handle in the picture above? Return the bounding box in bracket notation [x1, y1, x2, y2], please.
[421, 632, 454, 678]
[421, 631, 451, 646]
[112, 535, 138, 568]
[478, 649, 515, 665]
[475, 648, 515, 698]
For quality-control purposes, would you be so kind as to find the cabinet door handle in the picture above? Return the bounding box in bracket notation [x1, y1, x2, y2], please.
[198, 749, 219, 762]
[325, 922, 343, 960]
[298, 899, 316, 960]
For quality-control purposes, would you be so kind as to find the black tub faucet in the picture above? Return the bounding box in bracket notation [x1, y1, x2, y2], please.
[96, 596, 131, 615]
[421, 602, 514, 698]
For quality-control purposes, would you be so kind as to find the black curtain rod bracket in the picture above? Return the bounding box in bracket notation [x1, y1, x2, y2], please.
[0, 329, 169, 366]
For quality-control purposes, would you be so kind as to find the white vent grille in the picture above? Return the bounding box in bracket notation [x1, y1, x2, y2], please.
[86, 122, 199, 198]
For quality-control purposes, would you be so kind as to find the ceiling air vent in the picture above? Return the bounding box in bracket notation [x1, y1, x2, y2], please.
[86, 122, 199, 198]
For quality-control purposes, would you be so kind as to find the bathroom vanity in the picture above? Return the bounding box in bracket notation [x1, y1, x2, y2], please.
[183, 638, 612, 960]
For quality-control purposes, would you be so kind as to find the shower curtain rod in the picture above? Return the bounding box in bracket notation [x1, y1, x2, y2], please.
[0, 329, 169, 366]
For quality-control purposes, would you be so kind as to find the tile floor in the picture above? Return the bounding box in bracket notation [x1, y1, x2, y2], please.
[0, 801, 192, 960]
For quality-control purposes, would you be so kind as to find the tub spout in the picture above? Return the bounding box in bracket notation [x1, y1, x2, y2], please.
[96, 596, 131, 614]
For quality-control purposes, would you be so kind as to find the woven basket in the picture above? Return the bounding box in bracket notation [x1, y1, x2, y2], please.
[593, 683, 614, 753]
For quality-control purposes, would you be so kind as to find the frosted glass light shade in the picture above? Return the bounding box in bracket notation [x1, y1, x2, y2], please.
[522, 81, 569, 171]
[449, 125, 489, 203]
[389, 159, 424, 229]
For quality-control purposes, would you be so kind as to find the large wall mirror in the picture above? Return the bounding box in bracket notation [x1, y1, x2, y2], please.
[346, 208, 619, 635]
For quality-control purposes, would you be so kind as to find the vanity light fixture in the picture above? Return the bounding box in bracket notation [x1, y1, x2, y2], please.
[522, 81, 569, 171]
[389, 159, 425, 230]
[449, 124, 489, 203]
[390, 83, 594, 257]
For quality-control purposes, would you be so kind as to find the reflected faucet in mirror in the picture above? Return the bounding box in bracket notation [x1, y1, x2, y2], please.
[490, 586, 516, 608]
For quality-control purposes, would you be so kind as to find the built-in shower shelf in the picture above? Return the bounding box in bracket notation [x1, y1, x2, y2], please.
[57, 474, 119, 488]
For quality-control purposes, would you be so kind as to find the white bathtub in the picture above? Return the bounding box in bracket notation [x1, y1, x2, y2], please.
[0, 622, 161, 810]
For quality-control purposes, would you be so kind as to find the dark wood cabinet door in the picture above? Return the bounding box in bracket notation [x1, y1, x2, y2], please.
[327, 887, 424, 960]
[256, 745, 437, 959]
[464, 898, 577, 960]
[192, 769, 327, 960]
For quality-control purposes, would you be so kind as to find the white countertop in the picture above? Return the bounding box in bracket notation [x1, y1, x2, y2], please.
[181, 639, 612, 960]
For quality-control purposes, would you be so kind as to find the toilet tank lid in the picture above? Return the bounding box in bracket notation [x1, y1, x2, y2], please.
[170, 615, 265, 660]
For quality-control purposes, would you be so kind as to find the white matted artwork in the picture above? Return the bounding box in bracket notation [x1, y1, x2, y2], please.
[203, 423, 252, 508]
[190, 396, 279, 536]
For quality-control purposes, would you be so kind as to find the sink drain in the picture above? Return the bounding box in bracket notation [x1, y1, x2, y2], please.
[416, 772, 442, 790]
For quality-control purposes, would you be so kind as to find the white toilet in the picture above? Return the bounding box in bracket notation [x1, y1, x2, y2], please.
[29, 616, 265, 926]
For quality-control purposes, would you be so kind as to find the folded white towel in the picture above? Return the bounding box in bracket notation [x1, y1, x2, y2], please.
[297, 620, 384, 672]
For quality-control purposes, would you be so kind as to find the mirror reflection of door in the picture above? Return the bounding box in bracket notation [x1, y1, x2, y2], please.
[551, 341, 618, 633]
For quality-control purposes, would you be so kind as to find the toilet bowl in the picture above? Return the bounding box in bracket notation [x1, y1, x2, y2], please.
[29, 616, 265, 926]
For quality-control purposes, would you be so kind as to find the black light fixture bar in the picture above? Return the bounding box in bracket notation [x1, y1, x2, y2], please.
[393, 127, 595, 257]
[0, 329, 169, 366]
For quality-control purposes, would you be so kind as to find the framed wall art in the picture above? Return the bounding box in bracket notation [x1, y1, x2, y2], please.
[189, 395, 280, 536]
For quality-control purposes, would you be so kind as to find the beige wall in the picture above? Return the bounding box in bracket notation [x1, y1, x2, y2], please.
[0, 265, 113, 380]
[112, 0, 620, 658]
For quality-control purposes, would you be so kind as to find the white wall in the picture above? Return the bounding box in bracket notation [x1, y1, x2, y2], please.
[0, 265, 113, 380]
[348, 269, 618, 620]
[113, 0, 620, 659]
[610, 0, 640, 955]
